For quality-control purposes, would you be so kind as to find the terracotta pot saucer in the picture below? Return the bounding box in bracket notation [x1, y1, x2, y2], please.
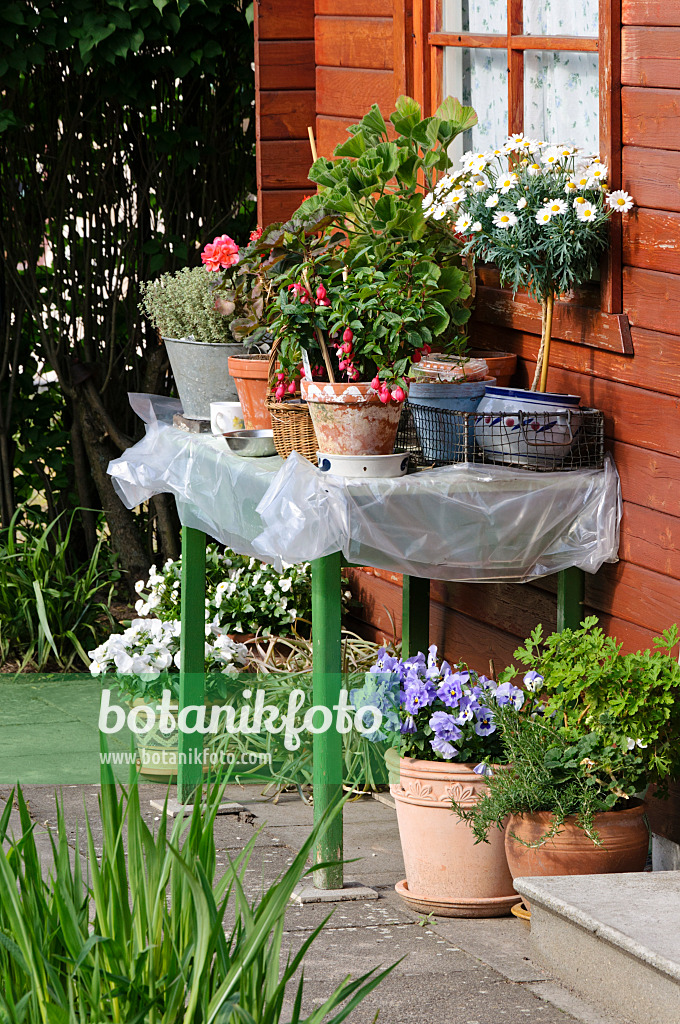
[395, 879, 521, 919]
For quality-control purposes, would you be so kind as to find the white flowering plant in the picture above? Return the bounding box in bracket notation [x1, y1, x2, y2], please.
[88, 617, 249, 703]
[133, 544, 313, 636]
[422, 134, 635, 391]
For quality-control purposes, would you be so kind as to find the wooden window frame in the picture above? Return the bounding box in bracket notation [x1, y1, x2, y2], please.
[410, 0, 632, 355]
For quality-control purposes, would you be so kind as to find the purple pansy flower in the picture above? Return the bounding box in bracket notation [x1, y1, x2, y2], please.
[430, 735, 458, 759]
[473, 762, 494, 777]
[369, 647, 402, 677]
[523, 670, 544, 692]
[494, 681, 525, 710]
[429, 710, 463, 744]
[474, 708, 496, 736]
[403, 677, 433, 714]
[476, 674, 495, 690]
[401, 714, 417, 734]
[437, 672, 463, 708]
[454, 694, 479, 725]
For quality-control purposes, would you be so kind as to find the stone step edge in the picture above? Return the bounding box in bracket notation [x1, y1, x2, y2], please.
[513, 876, 680, 984]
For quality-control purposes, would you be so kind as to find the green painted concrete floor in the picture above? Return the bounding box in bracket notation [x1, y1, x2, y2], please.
[0, 675, 133, 785]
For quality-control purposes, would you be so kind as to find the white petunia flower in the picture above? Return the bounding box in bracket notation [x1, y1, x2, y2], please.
[89, 657, 108, 677]
[498, 172, 518, 194]
[576, 201, 596, 222]
[545, 198, 567, 216]
[607, 189, 634, 212]
[484, 193, 500, 208]
[516, 197, 527, 209]
[279, 577, 293, 592]
[134, 579, 145, 594]
[492, 210, 518, 229]
[535, 208, 552, 225]
[454, 213, 472, 233]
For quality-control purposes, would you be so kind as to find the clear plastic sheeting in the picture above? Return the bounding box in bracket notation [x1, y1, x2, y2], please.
[109, 395, 621, 582]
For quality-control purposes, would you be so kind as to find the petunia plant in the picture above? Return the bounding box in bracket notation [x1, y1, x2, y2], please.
[350, 644, 525, 765]
[423, 134, 635, 392]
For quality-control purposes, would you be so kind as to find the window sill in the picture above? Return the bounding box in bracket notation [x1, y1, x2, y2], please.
[471, 285, 633, 355]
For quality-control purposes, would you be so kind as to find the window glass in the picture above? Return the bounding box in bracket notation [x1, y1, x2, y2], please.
[442, 0, 506, 34]
[524, 51, 599, 153]
[524, 0, 598, 37]
[444, 47, 508, 161]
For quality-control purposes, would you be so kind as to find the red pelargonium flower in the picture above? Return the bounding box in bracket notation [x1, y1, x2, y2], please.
[201, 234, 240, 272]
[249, 227, 263, 242]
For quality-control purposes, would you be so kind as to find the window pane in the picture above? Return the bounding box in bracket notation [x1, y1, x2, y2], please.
[524, 51, 599, 155]
[442, 0, 506, 34]
[444, 47, 508, 163]
[524, 0, 598, 36]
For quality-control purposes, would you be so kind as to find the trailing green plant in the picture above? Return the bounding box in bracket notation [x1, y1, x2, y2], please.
[455, 617, 680, 847]
[0, 507, 119, 670]
[0, 758, 394, 1023]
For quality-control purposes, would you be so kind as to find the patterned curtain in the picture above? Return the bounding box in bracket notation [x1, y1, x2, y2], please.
[442, 0, 599, 157]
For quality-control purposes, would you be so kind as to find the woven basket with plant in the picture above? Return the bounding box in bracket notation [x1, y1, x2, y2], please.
[265, 334, 318, 462]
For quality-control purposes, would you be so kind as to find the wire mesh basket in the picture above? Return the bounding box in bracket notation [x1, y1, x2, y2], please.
[395, 402, 605, 472]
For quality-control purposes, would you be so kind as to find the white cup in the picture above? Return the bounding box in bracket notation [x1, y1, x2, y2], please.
[210, 401, 244, 435]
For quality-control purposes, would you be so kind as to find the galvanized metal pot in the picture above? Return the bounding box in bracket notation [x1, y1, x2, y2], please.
[163, 336, 245, 420]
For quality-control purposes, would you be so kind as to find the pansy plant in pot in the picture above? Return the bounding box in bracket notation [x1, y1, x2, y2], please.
[423, 135, 635, 399]
[349, 645, 522, 916]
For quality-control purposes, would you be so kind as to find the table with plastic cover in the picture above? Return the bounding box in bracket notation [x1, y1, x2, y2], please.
[108, 394, 621, 890]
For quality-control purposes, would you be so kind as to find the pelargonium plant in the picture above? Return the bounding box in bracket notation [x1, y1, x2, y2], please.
[133, 544, 313, 636]
[201, 227, 275, 350]
[88, 618, 249, 704]
[351, 644, 525, 766]
[423, 134, 635, 392]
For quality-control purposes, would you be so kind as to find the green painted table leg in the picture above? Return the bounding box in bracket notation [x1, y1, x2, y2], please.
[402, 576, 430, 658]
[178, 525, 207, 804]
[557, 567, 585, 632]
[312, 552, 343, 889]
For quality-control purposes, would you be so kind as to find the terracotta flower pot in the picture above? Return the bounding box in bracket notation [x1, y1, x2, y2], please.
[468, 349, 518, 389]
[301, 380, 403, 455]
[505, 803, 649, 881]
[228, 354, 272, 430]
[391, 757, 519, 918]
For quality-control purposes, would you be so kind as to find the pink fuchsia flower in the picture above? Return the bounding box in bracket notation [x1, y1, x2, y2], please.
[201, 234, 240, 271]
[391, 386, 406, 402]
[342, 327, 353, 344]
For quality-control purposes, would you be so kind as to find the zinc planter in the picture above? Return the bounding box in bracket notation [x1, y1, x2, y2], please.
[228, 354, 272, 430]
[505, 803, 650, 882]
[163, 336, 244, 420]
[301, 380, 403, 456]
[391, 757, 519, 918]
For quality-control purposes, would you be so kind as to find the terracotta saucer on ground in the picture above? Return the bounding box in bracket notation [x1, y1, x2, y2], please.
[395, 879, 521, 919]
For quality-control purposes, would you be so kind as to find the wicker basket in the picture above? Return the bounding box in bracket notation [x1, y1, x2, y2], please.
[265, 337, 318, 462]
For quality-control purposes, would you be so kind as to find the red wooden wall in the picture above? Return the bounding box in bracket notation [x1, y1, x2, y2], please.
[254, 0, 680, 673]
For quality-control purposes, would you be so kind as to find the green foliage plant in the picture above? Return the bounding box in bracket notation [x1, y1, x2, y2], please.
[0, 507, 119, 670]
[0, 762, 394, 1023]
[456, 617, 680, 847]
[425, 137, 635, 392]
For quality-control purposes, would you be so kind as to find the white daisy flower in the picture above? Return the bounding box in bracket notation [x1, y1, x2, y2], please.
[472, 178, 487, 192]
[527, 162, 543, 176]
[470, 220, 482, 232]
[431, 203, 447, 220]
[541, 148, 561, 167]
[498, 172, 518, 194]
[516, 197, 527, 209]
[576, 201, 596, 222]
[484, 193, 500, 208]
[504, 133, 526, 152]
[421, 193, 434, 212]
[573, 195, 587, 208]
[492, 210, 518, 229]
[535, 208, 552, 225]
[545, 198, 567, 216]
[557, 145, 575, 157]
[454, 213, 473, 233]
[564, 180, 578, 193]
[485, 147, 504, 159]
[607, 189, 634, 212]
[433, 174, 454, 194]
[587, 162, 608, 183]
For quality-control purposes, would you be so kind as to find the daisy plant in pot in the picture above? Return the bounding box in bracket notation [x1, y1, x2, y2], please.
[349, 645, 523, 917]
[423, 134, 635, 394]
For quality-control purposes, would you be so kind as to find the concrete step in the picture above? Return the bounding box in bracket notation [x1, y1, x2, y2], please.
[513, 872, 680, 1024]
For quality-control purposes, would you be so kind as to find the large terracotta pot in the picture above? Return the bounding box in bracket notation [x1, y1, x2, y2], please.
[469, 349, 518, 388]
[228, 354, 271, 429]
[505, 803, 649, 880]
[391, 758, 519, 918]
[301, 380, 403, 455]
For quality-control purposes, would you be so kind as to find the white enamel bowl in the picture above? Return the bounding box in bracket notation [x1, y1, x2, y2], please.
[474, 386, 582, 466]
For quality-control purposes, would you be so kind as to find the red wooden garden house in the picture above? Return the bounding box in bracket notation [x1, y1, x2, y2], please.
[253, 0, 680, 850]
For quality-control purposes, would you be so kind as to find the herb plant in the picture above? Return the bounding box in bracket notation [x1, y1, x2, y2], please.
[424, 135, 635, 391]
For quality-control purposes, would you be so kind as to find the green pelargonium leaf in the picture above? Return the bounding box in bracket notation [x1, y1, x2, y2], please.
[435, 95, 478, 135]
[389, 95, 422, 137]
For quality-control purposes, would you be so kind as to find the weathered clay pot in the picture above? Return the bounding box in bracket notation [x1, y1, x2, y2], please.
[469, 349, 518, 388]
[505, 803, 649, 880]
[228, 354, 272, 430]
[300, 380, 403, 455]
[391, 758, 519, 918]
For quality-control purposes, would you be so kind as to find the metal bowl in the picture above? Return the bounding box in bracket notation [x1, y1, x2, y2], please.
[222, 428, 276, 458]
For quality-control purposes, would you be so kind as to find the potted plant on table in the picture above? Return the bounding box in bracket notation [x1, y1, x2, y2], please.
[138, 228, 271, 423]
[456, 617, 680, 891]
[425, 136, 635, 395]
[350, 645, 521, 917]
[253, 97, 476, 458]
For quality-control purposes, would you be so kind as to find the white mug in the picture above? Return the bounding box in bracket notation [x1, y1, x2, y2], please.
[210, 401, 244, 435]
